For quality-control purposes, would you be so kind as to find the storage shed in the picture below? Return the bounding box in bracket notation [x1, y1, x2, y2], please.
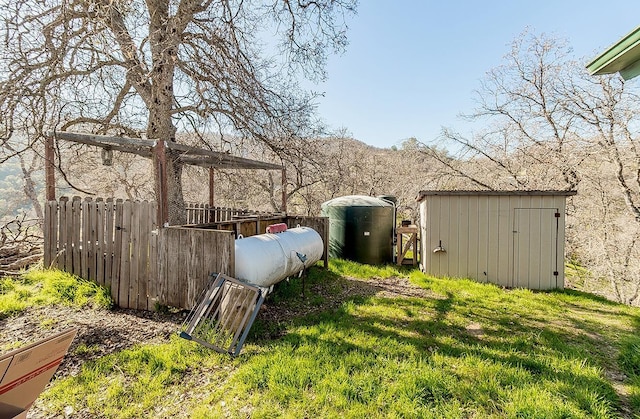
[418, 190, 576, 290]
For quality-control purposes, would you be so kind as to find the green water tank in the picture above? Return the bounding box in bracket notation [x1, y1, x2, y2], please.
[321, 195, 395, 265]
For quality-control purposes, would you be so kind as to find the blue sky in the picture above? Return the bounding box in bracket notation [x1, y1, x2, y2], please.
[310, 1, 640, 149]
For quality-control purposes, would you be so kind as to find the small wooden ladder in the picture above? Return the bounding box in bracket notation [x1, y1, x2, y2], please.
[396, 225, 419, 266]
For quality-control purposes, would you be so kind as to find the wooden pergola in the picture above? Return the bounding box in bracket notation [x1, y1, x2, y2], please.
[45, 132, 286, 226]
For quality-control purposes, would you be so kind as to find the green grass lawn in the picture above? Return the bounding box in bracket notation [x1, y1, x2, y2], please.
[3, 262, 640, 418]
[0, 270, 112, 318]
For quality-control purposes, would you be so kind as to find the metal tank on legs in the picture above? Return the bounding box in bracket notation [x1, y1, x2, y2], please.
[234, 226, 324, 288]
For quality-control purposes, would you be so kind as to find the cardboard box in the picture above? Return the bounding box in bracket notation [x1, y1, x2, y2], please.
[0, 329, 77, 419]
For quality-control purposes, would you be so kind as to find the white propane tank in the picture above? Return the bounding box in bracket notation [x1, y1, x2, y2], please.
[234, 227, 323, 288]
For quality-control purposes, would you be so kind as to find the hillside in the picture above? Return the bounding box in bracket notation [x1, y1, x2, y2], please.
[1, 263, 639, 418]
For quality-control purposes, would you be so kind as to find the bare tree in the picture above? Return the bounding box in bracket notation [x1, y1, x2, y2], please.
[59, 146, 155, 200]
[0, 0, 356, 224]
[572, 162, 640, 305]
[565, 66, 640, 220]
[1, 146, 44, 221]
[175, 131, 442, 219]
[421, 33, 584, 191]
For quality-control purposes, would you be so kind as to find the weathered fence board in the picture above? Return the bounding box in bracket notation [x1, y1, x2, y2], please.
[129, 199, 140, 309]
[118, 200, 131, 307]
[57, 197, 67, 272]
[64, 197, 73, 270]
[89, 198, 98, 283]
[148, 207, 158, 309]
[112, 199, 123, 302]
[157, 227, 235, 309]
[175, 228, 188, 308]
[186, 228, 204, 308]
[138, 201, 151, 310]
[43, 201, 54, 267]
[105, 198, 114, 289]
[80, 198, 89, 280]
[96, 199, 105, 286]
[72, 197, 81, 275]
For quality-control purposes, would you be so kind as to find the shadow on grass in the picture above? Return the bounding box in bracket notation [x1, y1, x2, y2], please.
[243, 265, 631, 416]
[552, 288, 622, 306]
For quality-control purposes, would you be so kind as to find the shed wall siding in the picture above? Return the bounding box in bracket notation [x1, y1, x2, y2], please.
[420, 194, 567, 290]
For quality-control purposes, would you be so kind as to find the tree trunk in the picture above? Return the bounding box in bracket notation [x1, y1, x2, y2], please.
[148, 105, 185, 226]
[146, 0, 185, 226]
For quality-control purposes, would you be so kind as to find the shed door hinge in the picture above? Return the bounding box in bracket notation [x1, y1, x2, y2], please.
[553, 271, 559, 276]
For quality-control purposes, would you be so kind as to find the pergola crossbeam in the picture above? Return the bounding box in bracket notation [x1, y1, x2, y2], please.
[47, 131, 288, 224]
[50, 132, 282, 170]
[165, 141, 282, 170]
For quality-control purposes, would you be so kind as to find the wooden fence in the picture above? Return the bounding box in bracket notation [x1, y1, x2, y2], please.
[44, 197, 329, 310]
[44, 197, 158, 310]
[185, 203, 283, 224]
[187, 215, 330, 268]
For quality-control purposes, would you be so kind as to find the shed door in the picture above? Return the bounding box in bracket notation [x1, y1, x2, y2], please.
[513, 208, 560, 289]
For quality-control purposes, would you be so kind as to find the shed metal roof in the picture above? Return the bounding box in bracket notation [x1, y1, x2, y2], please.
[587, 25, 640, 81]
[417, 190, 577, 201]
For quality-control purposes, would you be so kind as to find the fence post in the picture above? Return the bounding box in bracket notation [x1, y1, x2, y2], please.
[209, 168, 215, 212]
[45, 135, 56, 201]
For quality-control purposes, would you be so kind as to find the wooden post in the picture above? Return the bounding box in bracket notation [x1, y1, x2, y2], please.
[281, 167, 287, 214]
[209, 168, 215, 206]
[153, 140, 169, 227]
[207, 168, 215, 224]
[45, 134, 56, 201]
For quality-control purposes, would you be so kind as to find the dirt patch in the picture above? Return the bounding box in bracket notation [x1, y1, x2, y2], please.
[466, 322, 484, 339]
[1, 305, 185, 379]
[258, 275, 434, 333]
[348, 275, 435, 299]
